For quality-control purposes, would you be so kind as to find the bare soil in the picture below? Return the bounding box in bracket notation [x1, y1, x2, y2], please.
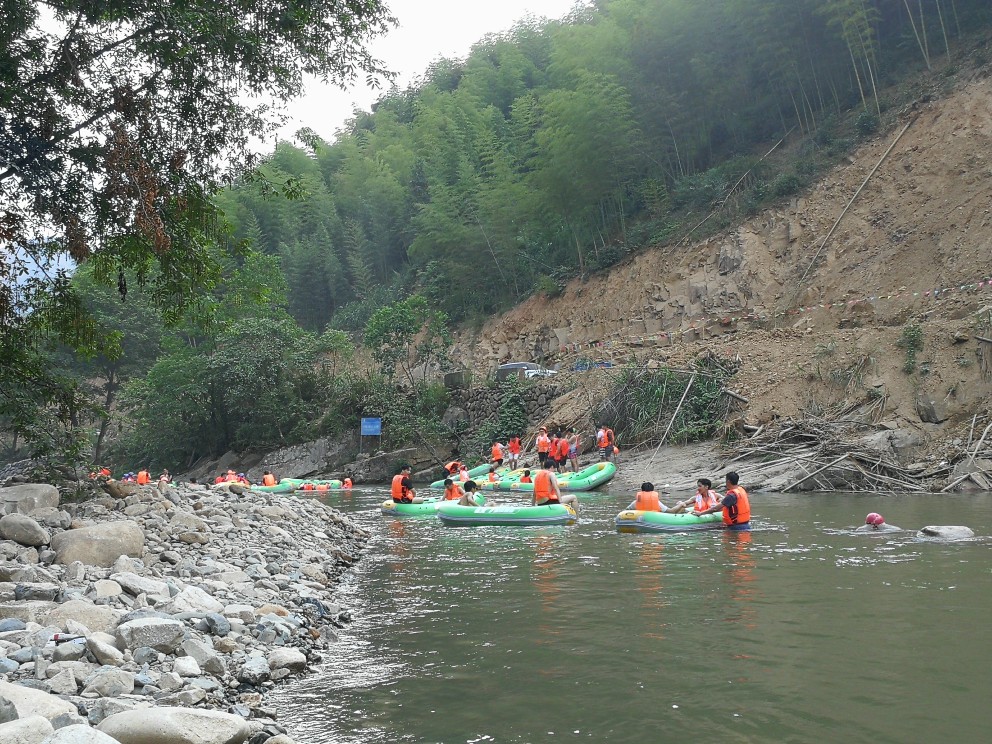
[451, 66, 992, 481]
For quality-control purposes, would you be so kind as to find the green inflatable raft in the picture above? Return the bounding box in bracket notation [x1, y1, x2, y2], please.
[475, 462, 616, 493]
[381, 494, 485, 517]
[615, 509, 724, 533]
[437, 501, 577, 527]
[248, 482, 296, 495]
[429, 463, 500, 490]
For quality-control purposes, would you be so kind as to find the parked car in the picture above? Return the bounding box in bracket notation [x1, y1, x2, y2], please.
[496, 362, 557, 381]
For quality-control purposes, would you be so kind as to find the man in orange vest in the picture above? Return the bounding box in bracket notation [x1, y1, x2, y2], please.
[262, 471, 277, 487]
[694, 471, 751, 530]
[136, 469, 151, 485]
[391, 464, 422, 504]
[531, 467, 579, 512]
[507, 435, 522, 470]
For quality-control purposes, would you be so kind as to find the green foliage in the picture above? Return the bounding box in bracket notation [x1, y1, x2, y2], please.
[595, 358, 735, 446]
[897, 322, 924, 374]
[0, 0, 392, 462]
[855, 109, 880, 138]
[364, 295, 452, 382]
[771, 172, 804, 198]
[465, 378, 529, 460]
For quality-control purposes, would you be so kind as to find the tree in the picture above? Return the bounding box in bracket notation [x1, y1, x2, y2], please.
[364, 295, 451, 384]
[0, 0, 392, 457]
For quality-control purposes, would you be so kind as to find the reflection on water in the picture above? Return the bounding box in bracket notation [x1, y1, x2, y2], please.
[270, 488, 992, 743]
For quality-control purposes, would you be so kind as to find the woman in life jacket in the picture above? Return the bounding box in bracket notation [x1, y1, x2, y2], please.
[694, 471, 751, 530]
[519, 469, 532, 484]
[507, 436, 522, 469]
[534, 427, 551, 468]
[442, 478, 465, 501]
[262, 471, 277, 487]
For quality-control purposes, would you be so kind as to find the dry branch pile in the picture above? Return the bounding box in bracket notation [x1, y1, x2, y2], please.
[724, 416, 992, 494]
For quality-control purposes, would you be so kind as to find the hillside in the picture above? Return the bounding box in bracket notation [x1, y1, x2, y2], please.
[450, 69, 992, 465]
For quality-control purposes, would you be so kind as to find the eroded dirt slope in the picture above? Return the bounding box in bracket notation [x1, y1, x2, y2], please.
[451, 69, 992, 458]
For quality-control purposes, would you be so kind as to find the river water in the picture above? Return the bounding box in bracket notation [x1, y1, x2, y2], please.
[272, 486, 992, 743]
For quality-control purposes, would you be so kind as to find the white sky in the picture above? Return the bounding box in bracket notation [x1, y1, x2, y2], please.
[273, 0, 582, 146]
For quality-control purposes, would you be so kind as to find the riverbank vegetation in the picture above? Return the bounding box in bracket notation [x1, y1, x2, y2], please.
[3, 0, 992, 469]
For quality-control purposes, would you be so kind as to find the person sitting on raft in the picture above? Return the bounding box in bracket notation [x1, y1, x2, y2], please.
[627, 482, 671, 512]
[666, 478, 721, 513]
[460, 480, 484, 507]
[488, 467, 499, 483]
[520, 469, 532, 484]
[391, 464, 422, 504]
[458, 465, 469, 482]
[693, 471, 751, 530]
[532, 467, 579, 512]
[855, 512, 902, 533]
[444, 460, 462, 478]
[442, 478, 465, 501]
[261, 470, 277, 487]
[343, 476, 353, 489]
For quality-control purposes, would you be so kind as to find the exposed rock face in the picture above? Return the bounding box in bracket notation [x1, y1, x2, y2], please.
[96, 707, 251, 744]
[1, 485, 59, 516]
[50, 522, 144, 567]
[916, 395, 948, 424]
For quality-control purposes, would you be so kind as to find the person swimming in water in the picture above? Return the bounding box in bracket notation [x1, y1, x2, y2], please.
[854, 512, 902, 533]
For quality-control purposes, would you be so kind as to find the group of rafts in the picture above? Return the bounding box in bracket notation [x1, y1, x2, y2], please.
[379, 462, 724, 532]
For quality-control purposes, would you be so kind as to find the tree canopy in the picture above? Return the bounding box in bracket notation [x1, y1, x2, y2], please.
[0, 0, 393, 457]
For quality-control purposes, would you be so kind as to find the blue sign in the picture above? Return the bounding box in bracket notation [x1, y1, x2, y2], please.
[360, 417, 382, 436]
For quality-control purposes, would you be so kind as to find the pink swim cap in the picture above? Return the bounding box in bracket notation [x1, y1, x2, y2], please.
[865, 512, 885, 526]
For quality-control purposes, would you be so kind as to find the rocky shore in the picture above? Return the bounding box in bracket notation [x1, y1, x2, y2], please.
[0, 477, 368, 743]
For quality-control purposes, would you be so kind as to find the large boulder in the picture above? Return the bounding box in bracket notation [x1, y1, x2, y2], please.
[115, 617, 185, 653]
[0, 515, 51, 547]
[50, 522, 144, 567]
[44, 600, 122, 635]
[0, 681, 78, 721]
[1, 485, 59, 516]
[918, 525, 975, 540]
[97, 707, 251, 744]
[40, 724, 122, 743]
[0, 715, 54, 744]
[156, 586, 222, 615]
[0, 600, 58, 624]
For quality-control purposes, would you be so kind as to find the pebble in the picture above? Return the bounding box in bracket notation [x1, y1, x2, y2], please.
[0, 479, 364, 743]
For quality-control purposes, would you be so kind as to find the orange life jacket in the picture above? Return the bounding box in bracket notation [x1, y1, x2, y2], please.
[634, 490, 663, 512]
[391, 473, 411, 502]
[695, 490, 719, 511]
[520, 475, 532, 484]
[557, 438, 571, 458]
[723, 485, 751, 525]
[262, 474, 276, 486]
[444, 484, 464, 501]
[316, 484, 329, 491]
[534, 470, 556, 502]
[445, 461, 461, 474]
[491, 444, 503, 461]
[536, 434, 551, 453]
[508, 437, 521, 454]
[343, 478, 353, 488]
[488, 472, 498, 482]
[549, 438, 559, 457]
[214, 476, 224, 484]
[301, 483, 314, 491]
[596, 430, 610, 448]
[99, 467, 111, 477]
[136, 471, 150, 485]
